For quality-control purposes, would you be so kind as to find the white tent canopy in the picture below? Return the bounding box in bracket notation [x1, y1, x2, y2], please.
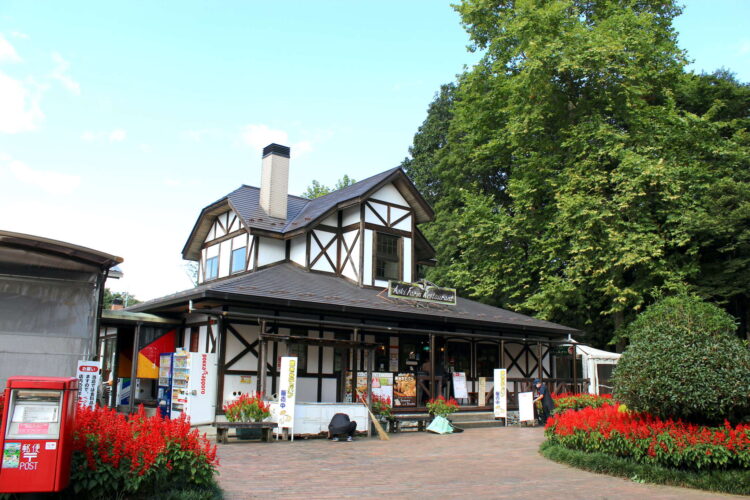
[571, 343, 621, 395]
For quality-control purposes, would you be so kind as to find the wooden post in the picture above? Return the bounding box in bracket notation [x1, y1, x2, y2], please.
[572, 344, 578, 394]
[366, 348, 373, 438]
[258, 320, 267, 396]
[429, 334, 436, 402]
[128, 323, 141, 415]
[537, 341, 543, 381]
[500, 340, 505, 369]
[215, 317, 226, 417]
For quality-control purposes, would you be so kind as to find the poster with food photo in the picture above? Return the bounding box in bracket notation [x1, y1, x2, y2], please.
[394, 373, 417, 406]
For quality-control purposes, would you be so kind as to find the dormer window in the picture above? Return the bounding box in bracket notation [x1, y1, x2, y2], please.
[205, 256, 218, 280]
[375, 232, 400, 281]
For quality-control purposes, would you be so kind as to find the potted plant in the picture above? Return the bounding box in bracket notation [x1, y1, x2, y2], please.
[223, 392, 271, 440]
[426, 395, 459, 421]
[371, 394, 393, 424]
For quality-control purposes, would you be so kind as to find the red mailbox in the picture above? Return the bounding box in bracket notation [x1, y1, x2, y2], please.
[0, 377, 78, 493]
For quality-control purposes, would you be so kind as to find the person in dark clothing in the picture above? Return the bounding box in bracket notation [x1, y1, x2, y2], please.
[533, 378, 555, 425]
[328, 413, 357, 442]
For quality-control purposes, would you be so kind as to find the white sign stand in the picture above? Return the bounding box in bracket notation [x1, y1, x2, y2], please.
[452, 372, 469, 399]
[77, 360, 101, 409]
[518, 392, 534, 423]
[277, 357, 298, 441]
[493, 369, 507, 423]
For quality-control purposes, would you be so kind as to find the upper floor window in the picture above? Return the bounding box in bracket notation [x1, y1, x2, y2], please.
[205, 256, 218, 280]
[375, 233, 400, 281]
[289, 328, 308, 373]
[231, 247, 246, 274]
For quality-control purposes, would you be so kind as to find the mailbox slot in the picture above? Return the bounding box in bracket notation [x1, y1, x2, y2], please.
[5, 390, 63, 440]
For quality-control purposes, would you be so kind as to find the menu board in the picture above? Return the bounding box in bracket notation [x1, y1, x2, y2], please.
[394, 373, 416, 407]
[452, 372, 469, 399]
[372, 373, 393, 406]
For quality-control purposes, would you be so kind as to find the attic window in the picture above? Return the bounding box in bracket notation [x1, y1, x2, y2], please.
[205, 256, 218, 280]
[375, 233, 400, 281]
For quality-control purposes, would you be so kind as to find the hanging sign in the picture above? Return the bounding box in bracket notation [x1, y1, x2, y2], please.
[388, 280, 457, 306]
[518, 391, 534, 422]
[77, 360, 101, 409]
[493, 369, 507, 418]
[277, 357, 298, 429]
[452, 372, 469, 399]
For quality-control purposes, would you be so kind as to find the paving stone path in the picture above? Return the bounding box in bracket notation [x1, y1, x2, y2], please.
[216, 426, 744, 499]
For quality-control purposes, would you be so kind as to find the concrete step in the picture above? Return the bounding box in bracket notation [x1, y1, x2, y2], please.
[452, 420, 505, 429]
[450, 411, 497, 423]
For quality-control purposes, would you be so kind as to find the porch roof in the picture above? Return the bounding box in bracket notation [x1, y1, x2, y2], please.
[130, 263, 579, 336]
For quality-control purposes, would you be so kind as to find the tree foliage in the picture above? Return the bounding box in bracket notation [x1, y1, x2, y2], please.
[612, 293, 750, 425]
[401, 0, 750, 344]
[103, 288, 140, 309]
[301, 175, 356, 199]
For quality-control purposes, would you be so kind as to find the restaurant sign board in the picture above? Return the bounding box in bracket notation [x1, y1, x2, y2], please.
[387, 280, 457, 306]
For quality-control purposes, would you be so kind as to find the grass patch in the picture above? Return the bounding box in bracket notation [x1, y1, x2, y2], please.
[540, 441, 750, 496]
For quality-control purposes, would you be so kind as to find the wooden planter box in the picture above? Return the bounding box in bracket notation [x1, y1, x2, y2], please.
[213, 422, 279, 444]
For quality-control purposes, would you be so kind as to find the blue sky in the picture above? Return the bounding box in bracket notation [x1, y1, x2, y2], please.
[1, 1, 748, 300]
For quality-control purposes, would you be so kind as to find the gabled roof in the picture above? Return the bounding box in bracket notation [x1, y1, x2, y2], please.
[130, 263, 578, 336]
[182, 167, 434, 261]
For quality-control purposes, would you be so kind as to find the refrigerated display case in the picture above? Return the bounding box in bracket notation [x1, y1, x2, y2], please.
[157, 353, 174, 418]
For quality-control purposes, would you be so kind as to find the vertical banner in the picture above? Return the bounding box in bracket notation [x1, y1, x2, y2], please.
[77, 360, 102, 409]
[452, 372, 469, 399]
[493, 369, 507, 418]
[278, 357, 298, 430]
[478, 377, 487, 406]
[518, 391, 534, 422]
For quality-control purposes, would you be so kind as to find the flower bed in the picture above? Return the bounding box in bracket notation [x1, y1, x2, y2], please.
[551, 393, 613, 414]
[545, 404, 750, 470]
[71, 405, 219, 498]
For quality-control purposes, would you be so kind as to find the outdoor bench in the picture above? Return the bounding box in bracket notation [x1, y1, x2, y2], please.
[388, 415, 431, 433]
[213, 421, 279, 443]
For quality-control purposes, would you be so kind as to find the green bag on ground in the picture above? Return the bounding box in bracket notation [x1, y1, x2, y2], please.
[426, 415, 453, 434]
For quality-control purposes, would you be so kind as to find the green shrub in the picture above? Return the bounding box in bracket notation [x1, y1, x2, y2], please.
[540, 441, 750, 496]
[613, 293, 750, 425]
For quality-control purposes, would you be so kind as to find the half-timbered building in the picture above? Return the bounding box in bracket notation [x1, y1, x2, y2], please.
[125, 143, 584, 418]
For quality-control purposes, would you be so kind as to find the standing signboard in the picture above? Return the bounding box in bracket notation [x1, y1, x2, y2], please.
[393, 373, 416, 407]
[493, 369, 507, 419]
[372, 372, 393, 406]
[452, 372, 469, 399]
[518, 391, 534, 422]
[278, 357, 298, 438]
[76, 360, 101, 409]
[478, 377, 487, 406]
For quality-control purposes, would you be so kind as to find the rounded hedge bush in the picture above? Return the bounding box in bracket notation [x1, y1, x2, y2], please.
[612, 294, 750, 425]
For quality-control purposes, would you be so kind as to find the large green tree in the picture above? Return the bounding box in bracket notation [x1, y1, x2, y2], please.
[403, 0, 750, 344]
[301, 175, 357, 199]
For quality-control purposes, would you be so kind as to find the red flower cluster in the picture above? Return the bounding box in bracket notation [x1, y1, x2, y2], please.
[223, 392, 271, 422]
[546, 404, 750, 470]
[73, 405, 218, 486]
[427, 395, 460, 418]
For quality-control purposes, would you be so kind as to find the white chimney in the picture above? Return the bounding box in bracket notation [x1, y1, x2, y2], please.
[259, 143, 290, 219]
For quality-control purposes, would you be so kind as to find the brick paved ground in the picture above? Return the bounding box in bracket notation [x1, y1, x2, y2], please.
[216, 427, 744, 499]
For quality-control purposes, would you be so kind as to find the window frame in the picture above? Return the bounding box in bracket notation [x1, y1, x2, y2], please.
[205, 256, 219, 280]
[230, 246, 246, 274]
[374, 232, 402, 282]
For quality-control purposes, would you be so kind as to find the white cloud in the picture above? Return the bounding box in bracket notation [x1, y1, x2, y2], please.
[0, 154, 80, 194]
[0, 34, 21, 62]
[81, 128, 127, 143]
[10, 31, 29, 40]
[239, 124, 321, 158]
[109, 129, 126, 142]
[240, 124, 289, 150]
[50, 51, 80, 95]
[0, 71, 44, 133]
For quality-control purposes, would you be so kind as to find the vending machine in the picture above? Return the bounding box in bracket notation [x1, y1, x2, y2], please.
[170, 351, 217, 426]
[157, 353, 174, 418]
